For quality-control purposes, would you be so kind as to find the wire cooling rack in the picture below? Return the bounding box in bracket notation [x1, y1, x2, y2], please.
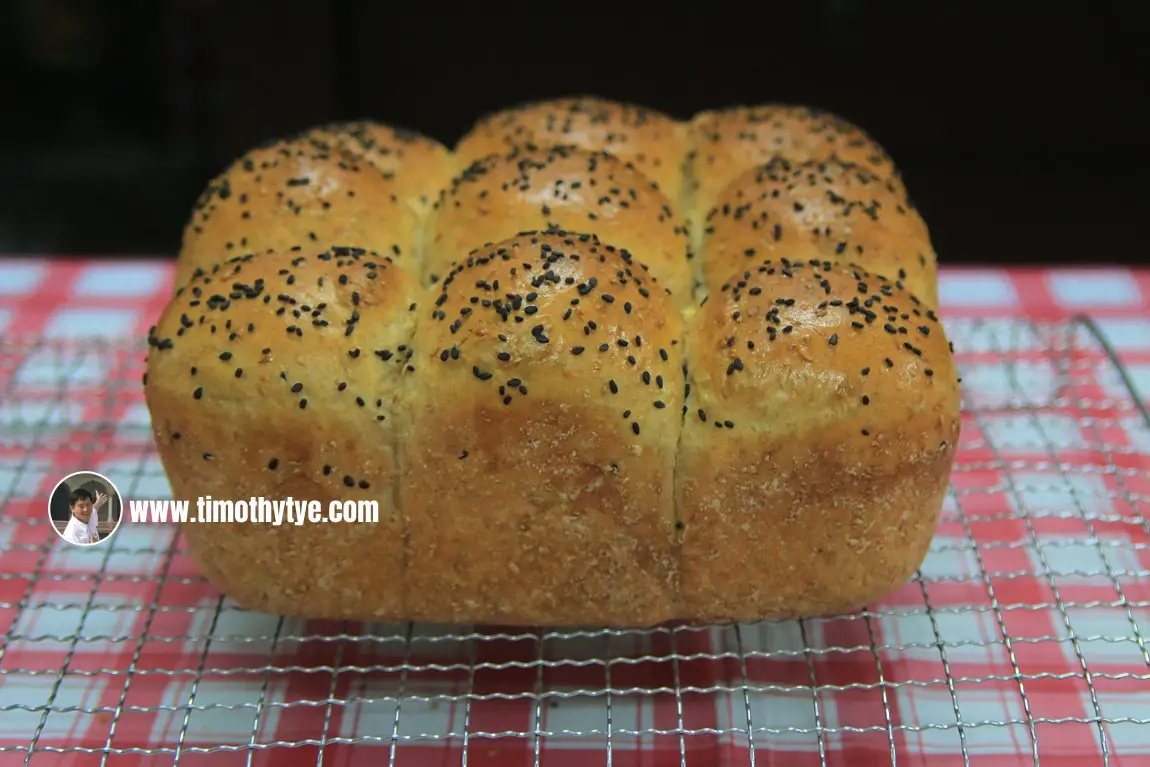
[0, 317, 1148, 766]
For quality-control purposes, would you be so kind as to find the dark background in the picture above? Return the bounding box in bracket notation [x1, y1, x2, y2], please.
[0, 1, 1147, 264]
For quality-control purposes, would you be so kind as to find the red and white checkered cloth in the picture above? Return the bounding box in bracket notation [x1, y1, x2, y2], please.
[0, 260, 1148, 766]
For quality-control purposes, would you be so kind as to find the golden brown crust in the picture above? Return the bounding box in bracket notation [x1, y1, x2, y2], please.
[301, 120, 454, 217]
[687, 104, 903, 221]
[152, 97, 959, 628]
[700, 157, 938, 306]
[176, 136, 421, 288]
[146, 247, 422, 620]
[676, 258, 960, 622]
[455, 96, 689, 204]
[402, 230, 685, 626]
[425, 144, 695, 304]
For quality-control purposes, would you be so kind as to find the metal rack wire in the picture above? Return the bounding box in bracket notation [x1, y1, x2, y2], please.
[0, 317, 1147, 766]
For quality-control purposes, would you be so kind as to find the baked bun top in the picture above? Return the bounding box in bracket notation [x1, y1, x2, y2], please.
[147, 245, 422, 452]
[420, 229, 685, 445]
[300, 120, 454, 216]
[177, 137, 420, 288]
[454, 96, 688, 203]
[686, 257, 957, 443]
[700, 157, 937, 305]
[424, 145, 693, 304]
[688, 104, 901, 216]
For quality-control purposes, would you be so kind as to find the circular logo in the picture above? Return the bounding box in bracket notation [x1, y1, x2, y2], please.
[49, 471, 124, 547]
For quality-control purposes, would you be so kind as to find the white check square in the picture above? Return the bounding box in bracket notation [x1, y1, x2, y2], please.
[73, 263, 168, 298]
[0, 262, 47, 295]
[44, 308, 139, 339]
[0, 673, 108, 738]
[1048, 272, 1142, 307]
[939, 273, 1019, 308]
[1094, 318, 1150, 352]
[153, 677, 285, 742]
[895, 682, 1027, 753]
[95, 457, 171, 499]
[1097, 691, 1150, 752]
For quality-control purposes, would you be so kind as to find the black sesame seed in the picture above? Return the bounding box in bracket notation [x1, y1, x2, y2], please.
[193, 387, 203, 400]
[828, 334, 838, 346]
[267, 458, 279, 470]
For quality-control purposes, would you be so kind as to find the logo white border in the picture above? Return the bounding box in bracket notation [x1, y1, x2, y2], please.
[49, 470, 125, 547]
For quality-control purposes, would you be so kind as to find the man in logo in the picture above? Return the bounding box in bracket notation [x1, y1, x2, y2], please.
[61, 488, 108, 545]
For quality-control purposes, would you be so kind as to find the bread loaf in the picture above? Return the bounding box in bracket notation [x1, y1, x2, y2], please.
[147, 97, 961, 627]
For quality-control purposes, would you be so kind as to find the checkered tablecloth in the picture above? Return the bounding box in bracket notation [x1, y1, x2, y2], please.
[0, 259, 1148, 766]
